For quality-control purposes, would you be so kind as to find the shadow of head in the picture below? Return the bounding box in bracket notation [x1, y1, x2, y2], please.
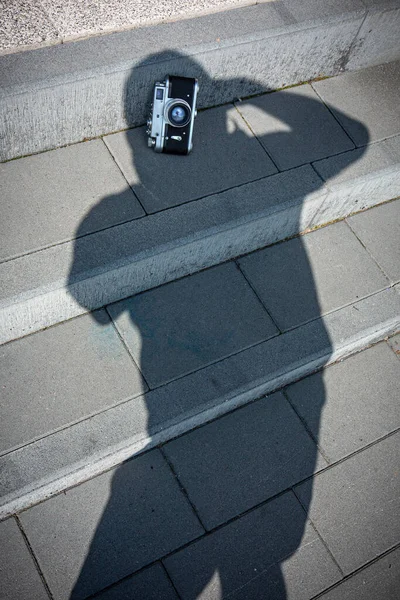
[67, 49, 369, 325]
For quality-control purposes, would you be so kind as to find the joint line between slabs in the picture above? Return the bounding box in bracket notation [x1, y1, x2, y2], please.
[105, 305, 152, 391]
[282, 388, 331, 465]
[291, 486, 345, 578]
[310, 539, 400, 600]
[160, 446, 207, 533]
[234, 259, 283, 333]
[100, 137, 148, 216]
[344, 218, 393, 284]
[15, 515, 55, 600]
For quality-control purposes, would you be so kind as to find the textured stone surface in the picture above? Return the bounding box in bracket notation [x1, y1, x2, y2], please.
[0, 139, 143, 262]
[108, 263, 278, 388]
[286, 342, 400, 462]
[319, 545, 400, 600]
[39, 0, 255, 38]
[2, 287, 399, 519]
[235, 84, 354, 170]
[238, 221, 389, 331]
[313, 61, 400, 145]
[348, 198, 400, 284]
[164, 391, 325, 529]
[311, 136, 400, 225]
[0, 310, 144, 454]
[295, 431, 400, 574]
[347, 7, 400, 70]
[164, 492, 341, 600]
[104, 105, 276, 213]
[1, 3, 365, 160]
[0, 0, 58, 52]
[387, 332, 400, 358]
[20, 450, 203, 600]
[314, 136, 400, 186]
[0, 517, 48, 600]
[0, 163, 325, 344]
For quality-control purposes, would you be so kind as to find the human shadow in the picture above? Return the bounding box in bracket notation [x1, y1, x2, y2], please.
[68, 51, 369, 599]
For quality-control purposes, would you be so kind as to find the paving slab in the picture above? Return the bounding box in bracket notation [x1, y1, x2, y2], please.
[347, 198, 400, 284]
[2, 287, 399, 519]
[0, 310, 144, 455]
[20, 450, 203, 600]
[311, 136, 400, 225]
[286, 342, 400, 463]
[91, 563, 179, 600]
[104, 104, 277, 213]
[164, 491, 341, 600]
[0, 517, 49, 600]
[0, 139, 143, 262]
[238, 221, 389, 331]
[312, 61, 400, 145]
[164, 391, 326, 530]
[235, 84, 355, 170]
[319, 545, 400, 600]
[108, 263, 278, 388]
[387, 332, 400, 357]
[295, 431, 400, 574]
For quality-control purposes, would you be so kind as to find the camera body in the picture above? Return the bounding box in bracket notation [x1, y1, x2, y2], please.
[146, 75, 199, 155]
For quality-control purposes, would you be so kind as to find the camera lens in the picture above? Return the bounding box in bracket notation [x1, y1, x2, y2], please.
[171, 105, 187, 124]
[165, 100, 191, 127]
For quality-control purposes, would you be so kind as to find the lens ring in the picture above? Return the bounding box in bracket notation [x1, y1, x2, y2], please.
[165, 99, 192, 128]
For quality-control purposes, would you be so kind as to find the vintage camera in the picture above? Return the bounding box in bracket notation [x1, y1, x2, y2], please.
[146, 75, 199, 155]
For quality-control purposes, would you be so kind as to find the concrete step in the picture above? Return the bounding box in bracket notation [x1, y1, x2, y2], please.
[1, 127, 400, 345]
[1, 186, 399, 517]
[1, 283, 399, 519]
[1, 0, 400, 160]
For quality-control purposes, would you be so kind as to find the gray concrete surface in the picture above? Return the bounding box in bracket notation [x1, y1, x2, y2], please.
[94, 563, 179, 600]
[0, 139, 143, 261]
[0, 160, 325, 345]
[164, 492, 341, 600]
[347, 4, 400, 70]
[2, 316, 400, 598]
[388, 332, 400, 357]
[313, 61, 400, 145]
[0, 517, 49, 600]
[0, 0, 58, 52]
[0, 310, 144, 454]
[104, 105, 277, 213]
[20, 450, 204, 600]
[319, 546, 400, 600]
[238, 221, 389, 331]
[348, 198, 400, 284]
[235, 85, 354, 170]
[1, 134, 399, 345]
[0, 0, 254, 52]
[164, 392, 326, 529]
[1, 285, 399, 519]
[3, 1, 400, 160]
[2, 64, 399, 344]
[286, 342, 400, 462]
[295, 431, 400, 574]
[108, 263, 278, 387]
[311, 136, 400, 224]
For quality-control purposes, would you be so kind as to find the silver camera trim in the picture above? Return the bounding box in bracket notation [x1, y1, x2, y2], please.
[147, 75, 199, 153]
